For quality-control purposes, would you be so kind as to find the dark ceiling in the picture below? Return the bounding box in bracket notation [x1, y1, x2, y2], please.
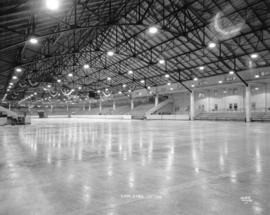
[0, 0, 270, 101]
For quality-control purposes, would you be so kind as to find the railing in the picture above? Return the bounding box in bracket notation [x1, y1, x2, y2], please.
[196, 108, 245, 115]
[251, 107, 270, 113]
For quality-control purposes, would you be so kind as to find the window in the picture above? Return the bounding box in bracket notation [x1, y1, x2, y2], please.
[234, 103, 238, 111]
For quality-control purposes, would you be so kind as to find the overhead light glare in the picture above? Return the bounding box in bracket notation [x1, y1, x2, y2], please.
[229, 71, 234, 75]
[83, 64, 90, 69]
[165, 74, 170, 78]
[15, 67, 22, 72]
[107, 51, 114, 56]
[199, 66, 204, 70]
[12, 76, 17, 80]
[29, 37, 38, 44]
[251, 53, 258, 59]
[208, 42, 216, 49]
[148, 26, 158, 34]
[159, 59, 165, 65]
[46, 0, 59, 10]
[128, 70, 133, 75]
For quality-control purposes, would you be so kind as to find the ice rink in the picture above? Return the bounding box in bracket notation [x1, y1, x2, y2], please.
[0, 118, 270, 214]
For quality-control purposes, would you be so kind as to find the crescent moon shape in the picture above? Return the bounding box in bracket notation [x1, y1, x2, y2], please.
[214, 12, 243, 37]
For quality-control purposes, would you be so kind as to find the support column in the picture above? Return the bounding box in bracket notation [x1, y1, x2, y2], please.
[113, 101, 116, 111]
[245, 86, 251, 122]
[265, 84, 267, 112]
[66, 103, 69, 112]
[190, 91, 195, 120]
[99, 100, 102, 113]
[51, 104, 53, 113]
[88, 101, 91, 111]
[131, 99, 134, 110]
[9, 103, 11, 110]
[83, 102, 85, 111]
[155, 94, 159, 106]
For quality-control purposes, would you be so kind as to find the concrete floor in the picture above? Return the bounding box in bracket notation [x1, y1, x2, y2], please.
[0, 119, 270, 215]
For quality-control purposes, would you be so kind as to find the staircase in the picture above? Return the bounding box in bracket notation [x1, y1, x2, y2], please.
[195, 112, 245, 121]
[0, 106, 20, 125]
[252, 112, 270, 122]
[145, 98, 173, 115]
[0, 106, 18, 119]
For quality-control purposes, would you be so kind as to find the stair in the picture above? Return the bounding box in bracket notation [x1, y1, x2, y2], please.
[145, 98, 173, 115]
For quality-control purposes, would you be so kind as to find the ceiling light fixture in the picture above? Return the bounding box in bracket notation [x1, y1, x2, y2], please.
[199, 66, 204, 70]
[165, 74, 170, 78]
[107, 51, 114, 56]
[128, 70, 133, 75]
[83, 64, 90, 69]
[15, 67, 22, 72]
[229, 71, 234, 75]
[193, 77, 198, 81]
[29, 37, 38, 44]
[148, 26, 158, 34]
[251, 53, 258, 59]
[208, 42, 216, 49]
[12, 76, 17, 80]
[46, 0, 59, 10]
[159, 59, 165, 65]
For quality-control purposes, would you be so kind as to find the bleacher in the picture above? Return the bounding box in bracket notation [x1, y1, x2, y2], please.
[110, 105, 130, 115]
[125, 103, 154, 119]
[0, 106, 30, 125]
[252, 112, 270, 122]
[195, 111, 246, 121]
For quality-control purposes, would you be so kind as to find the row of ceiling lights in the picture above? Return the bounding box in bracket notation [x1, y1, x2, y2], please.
[19, 92, 37, 103]
[10, 51, 261, 102]
[5, 0, 262, 102]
